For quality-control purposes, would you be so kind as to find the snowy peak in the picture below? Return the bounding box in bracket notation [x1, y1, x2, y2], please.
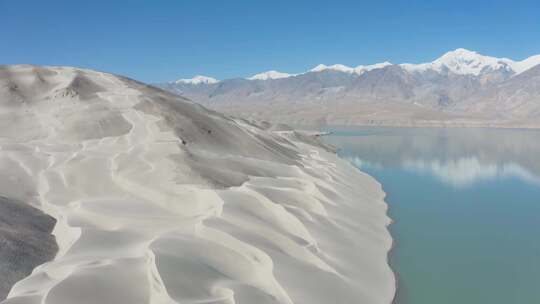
[310, 64, 354, 73]
[438, 48, 481, 60]
[309, 62, 392, 74]
[175, 75, 219, 85]
[248, 70, 295, 80]
[354, 61, 393, 74]
[401, 48, 514, 76]
[433, 48, 513, 75]
[169, 49, 540, 85]
[513, 54, 540, 75]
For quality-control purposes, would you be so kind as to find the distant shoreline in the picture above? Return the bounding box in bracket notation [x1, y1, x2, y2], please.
[195, 103, 540, 131]
[289, 121, 540, 131]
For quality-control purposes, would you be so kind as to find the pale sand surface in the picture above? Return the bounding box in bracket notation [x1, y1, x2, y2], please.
[0, 65, 394, 304]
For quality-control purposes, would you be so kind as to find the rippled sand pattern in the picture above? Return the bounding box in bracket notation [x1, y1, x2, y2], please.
[0, 65, 394, 304]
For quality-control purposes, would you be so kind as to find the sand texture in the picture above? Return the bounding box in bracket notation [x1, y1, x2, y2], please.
[0, 65, 394, 304]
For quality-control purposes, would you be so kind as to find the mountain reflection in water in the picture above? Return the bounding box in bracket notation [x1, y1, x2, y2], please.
[325, 127, 540, 187]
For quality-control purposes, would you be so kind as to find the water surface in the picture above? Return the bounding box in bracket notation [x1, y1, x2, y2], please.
[324, 127, 540, 304]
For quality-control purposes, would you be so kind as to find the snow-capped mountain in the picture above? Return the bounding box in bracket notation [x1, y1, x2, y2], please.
[308, 62, 393, 75]
[401, 48, 540, 76]
[354, 48, 537, 77]
[310, 64, 355, 73]
[400, 48, 514, 75]
[355, 62, 393, 74]
[511, 54, 540, 75]
[248, 70, 295, 80]
[158, 48, 540, 127]
[169, 49, 540, 84]
[174, 75, 219, 85]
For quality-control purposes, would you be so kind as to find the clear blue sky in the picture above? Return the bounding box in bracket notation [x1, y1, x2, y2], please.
[2, 0, 539, 82]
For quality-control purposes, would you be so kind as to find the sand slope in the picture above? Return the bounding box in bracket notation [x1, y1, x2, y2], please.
[0, 65, 394, 304]
[0, 197, 57, 300]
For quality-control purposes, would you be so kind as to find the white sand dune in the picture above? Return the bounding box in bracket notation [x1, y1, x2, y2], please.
[0, 65, 395, 304]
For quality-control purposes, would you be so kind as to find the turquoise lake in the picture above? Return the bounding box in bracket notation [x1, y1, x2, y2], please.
[324, 127, 540, 304]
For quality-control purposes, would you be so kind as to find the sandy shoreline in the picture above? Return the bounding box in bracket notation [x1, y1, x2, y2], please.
[1, 65, 396, 304]
[313, 129, 402, 304]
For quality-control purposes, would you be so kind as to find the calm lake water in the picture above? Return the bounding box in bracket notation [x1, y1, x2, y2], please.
[324, 127, 540, 304]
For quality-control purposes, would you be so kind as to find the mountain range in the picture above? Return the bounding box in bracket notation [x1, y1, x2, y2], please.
[157, 48, 540, 127]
